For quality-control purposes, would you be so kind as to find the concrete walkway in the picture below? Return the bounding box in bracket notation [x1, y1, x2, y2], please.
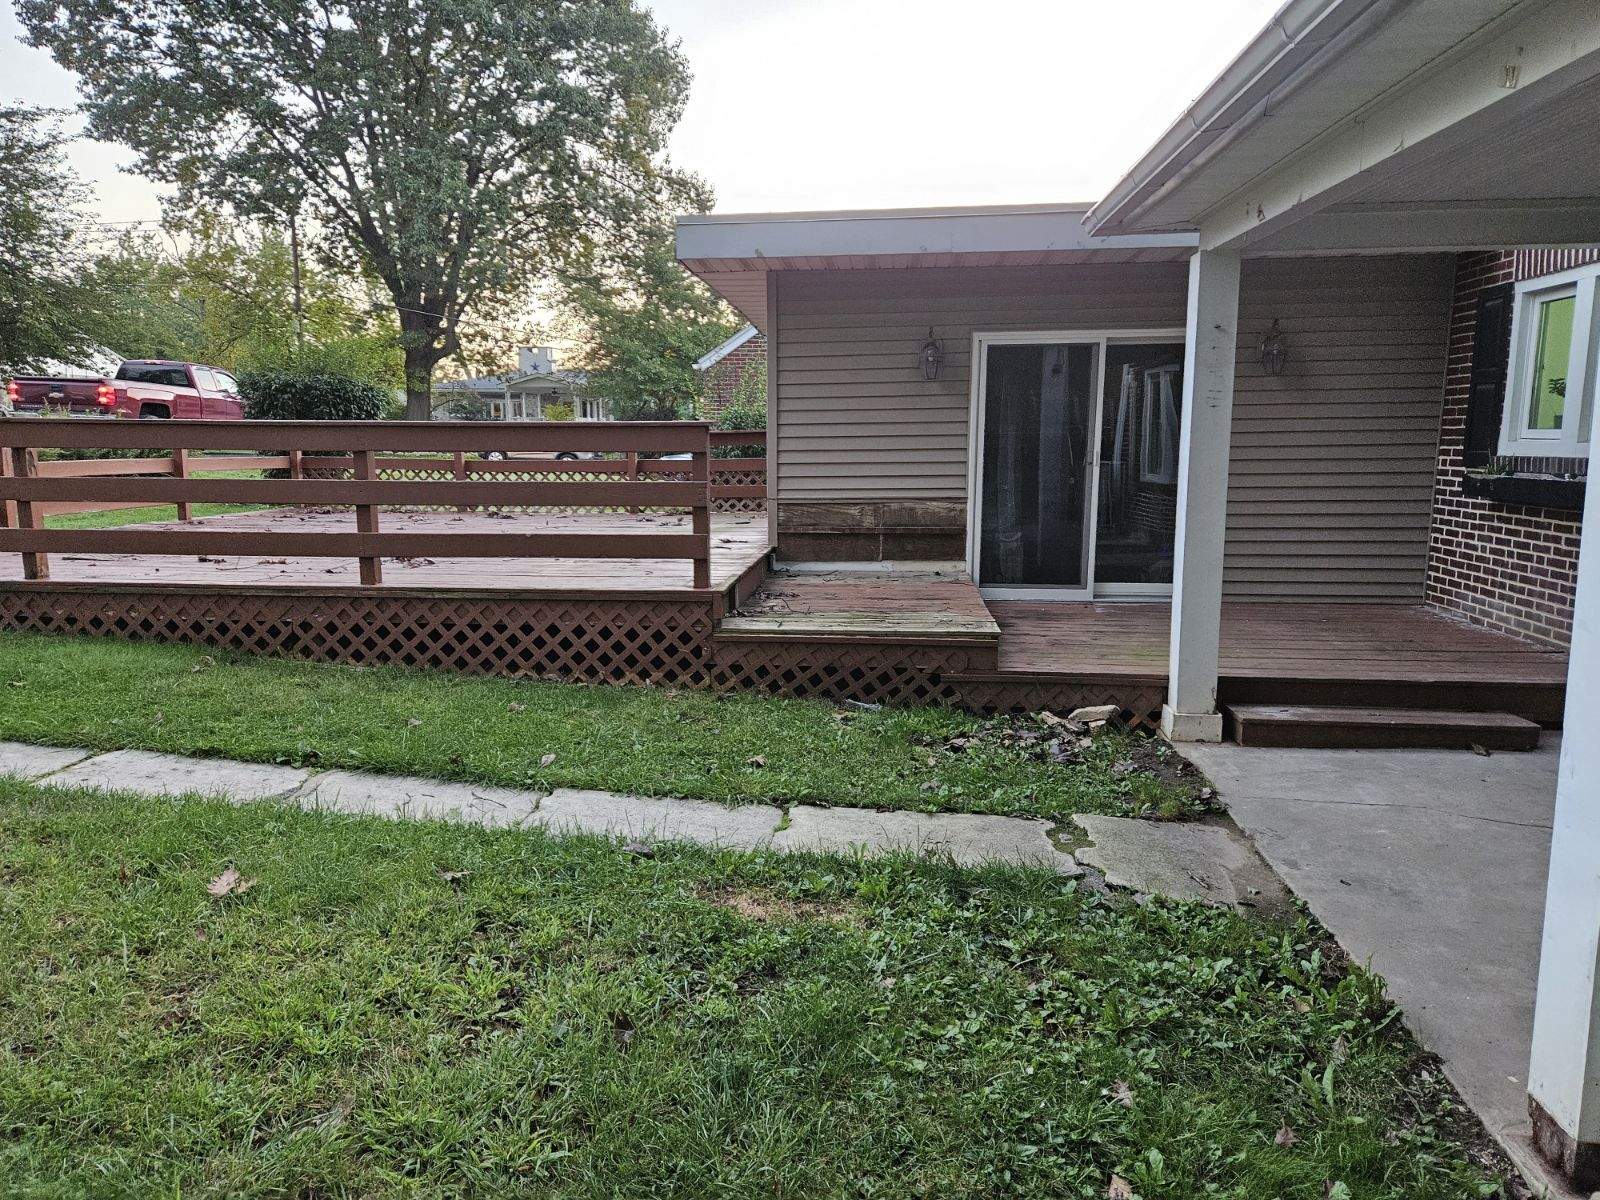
[1182, 738, 1573, 1199]
[0, 741, 1081, 874]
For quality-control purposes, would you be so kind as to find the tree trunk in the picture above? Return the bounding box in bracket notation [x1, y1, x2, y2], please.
[399, 308, 442, 421]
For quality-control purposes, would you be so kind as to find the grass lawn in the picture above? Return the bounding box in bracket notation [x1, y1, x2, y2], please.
[43, 467, 275, 529]
[0, 779, 1507, 1198]
[0, 632, 1204, 820]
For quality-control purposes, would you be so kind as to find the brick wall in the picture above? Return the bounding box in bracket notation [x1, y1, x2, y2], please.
[700, 331, 767, 417]
[1424, 249, 1596, 647]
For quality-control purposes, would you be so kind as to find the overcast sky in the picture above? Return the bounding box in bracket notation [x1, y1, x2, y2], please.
[1, 0, 1284, 225]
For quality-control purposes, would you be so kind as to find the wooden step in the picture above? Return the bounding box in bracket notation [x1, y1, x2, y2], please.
[1225, 704, 1542, 751]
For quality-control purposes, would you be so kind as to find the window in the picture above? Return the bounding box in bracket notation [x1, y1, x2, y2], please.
[1500, 264, 1598, 458]
[1138, 364, 1181, 483]
[192, 367, 217, 390]
[213, 370, 238, 394]
[117, 363, 191, 388]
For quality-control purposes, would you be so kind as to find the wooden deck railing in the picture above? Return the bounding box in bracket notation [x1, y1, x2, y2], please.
[0, 419, 732, 588]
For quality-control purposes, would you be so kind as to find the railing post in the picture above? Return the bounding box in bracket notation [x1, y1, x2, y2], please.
[289, 449, 303, 480]
[690, 430, 710, 589]
[172, 445, 192, 522]
[0, 442, 15, 529]
[625, 450, 639, 514]
[354, 448, 382, 586]
[453, 450, 469, 513]
[8, 447, 48, 580]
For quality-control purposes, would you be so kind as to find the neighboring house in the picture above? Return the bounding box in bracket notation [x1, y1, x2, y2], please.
[435, 346, 606, 421]
[681, 0, 1598, 1187]
[695, 324, 767, 416]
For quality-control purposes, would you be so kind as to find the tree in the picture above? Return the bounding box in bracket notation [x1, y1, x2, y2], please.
[0, 105, 108, 375]
[559, 222, 740, 421]
[21, 0, 694, 418]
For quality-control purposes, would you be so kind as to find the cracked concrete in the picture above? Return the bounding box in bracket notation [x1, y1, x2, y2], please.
[0, 739, 1077, 872]
[1071, 813, 1290, 909]
[1181, 737, 1574, 1199]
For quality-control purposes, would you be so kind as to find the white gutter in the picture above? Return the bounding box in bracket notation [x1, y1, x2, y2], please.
[1085, 0, 1397, 235]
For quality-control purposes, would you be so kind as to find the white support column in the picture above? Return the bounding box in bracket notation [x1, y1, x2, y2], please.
[1527, 473, 1600, 1190]
[1162, 248, 1241, 743]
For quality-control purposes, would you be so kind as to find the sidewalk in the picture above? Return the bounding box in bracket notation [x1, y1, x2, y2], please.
[0, 741, 1082, 873]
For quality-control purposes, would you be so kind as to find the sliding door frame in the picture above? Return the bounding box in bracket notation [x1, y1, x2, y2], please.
[966, 327, 1187, 601]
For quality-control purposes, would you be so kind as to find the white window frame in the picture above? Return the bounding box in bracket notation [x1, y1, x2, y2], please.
[1499, 263, 1599, 459]
[1138, 363, 1182, 484]
[965, 327, 1185, 602]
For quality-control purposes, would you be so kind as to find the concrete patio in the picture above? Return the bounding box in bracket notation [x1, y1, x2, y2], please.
[1182, 738, 1571, 1197]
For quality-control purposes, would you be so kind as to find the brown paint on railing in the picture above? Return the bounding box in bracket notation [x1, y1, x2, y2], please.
[7, 448, 47, 580]
[0, 420, 748, 590]
[353, 448, 382, 586]
[172, 446, 192, 522]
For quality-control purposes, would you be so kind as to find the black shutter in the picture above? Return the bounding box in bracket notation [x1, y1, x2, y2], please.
[1462, 282, 1515, 470]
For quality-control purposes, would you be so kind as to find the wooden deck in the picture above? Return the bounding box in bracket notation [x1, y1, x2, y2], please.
[719, 571, 1569, 724]
[0, 509, 771, 594]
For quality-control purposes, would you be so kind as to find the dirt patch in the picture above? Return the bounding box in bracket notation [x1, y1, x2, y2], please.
[700, 886, 855, 924]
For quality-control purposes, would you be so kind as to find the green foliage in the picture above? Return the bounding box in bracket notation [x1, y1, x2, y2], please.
[0, 776, 1506, 1197]
[541, 399, 574, 422]
[80, 218, 402, 388]
[707, 360, 767, 457]
[0, 105, 110, 375]
[19, 0, 697, 416]
[239, 369, 387, 422]
[561, 227, 741, 422]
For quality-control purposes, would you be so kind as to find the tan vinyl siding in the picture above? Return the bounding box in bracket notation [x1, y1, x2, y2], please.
[771, 254, 1452, 601]
[1226, 255, 1453, 600]
[774, 263, 1190, 499]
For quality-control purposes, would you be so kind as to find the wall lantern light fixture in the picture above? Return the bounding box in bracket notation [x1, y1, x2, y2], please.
[1259, 318, 1288, 376]
[919, 328, 945, 381]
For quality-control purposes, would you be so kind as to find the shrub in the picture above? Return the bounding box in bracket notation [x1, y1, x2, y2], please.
[708, 366, 766, 458]
[239, 369, 387, 422]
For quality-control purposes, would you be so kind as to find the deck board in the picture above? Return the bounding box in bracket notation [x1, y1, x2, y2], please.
[0, 508, 770, 593]
[988, 600, 1569, 686]
[726, 569, 999, 639]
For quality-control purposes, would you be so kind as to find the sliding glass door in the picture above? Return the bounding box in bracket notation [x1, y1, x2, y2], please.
[970, 331, 1184, 599]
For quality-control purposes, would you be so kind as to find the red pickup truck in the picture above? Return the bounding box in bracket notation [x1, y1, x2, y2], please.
[3, 360, 245, 421]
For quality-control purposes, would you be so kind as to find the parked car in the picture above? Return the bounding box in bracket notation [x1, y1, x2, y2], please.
[4, 360, 245, 421]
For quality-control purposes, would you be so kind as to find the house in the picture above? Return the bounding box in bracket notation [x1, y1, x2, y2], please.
[695, 324, 767, 416]
[435, 346, 607, 421]
[681, 0, 1598, 1187]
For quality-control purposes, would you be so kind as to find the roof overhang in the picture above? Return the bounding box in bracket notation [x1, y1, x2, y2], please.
[677, 204, 1197, 328]
[1086, 0, 1600, 255]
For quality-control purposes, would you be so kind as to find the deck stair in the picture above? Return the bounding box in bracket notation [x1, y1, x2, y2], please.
[1225, 704, 1542, 751]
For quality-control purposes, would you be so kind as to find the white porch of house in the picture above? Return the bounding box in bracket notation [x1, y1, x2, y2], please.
[1086, 0, 1600, 1189]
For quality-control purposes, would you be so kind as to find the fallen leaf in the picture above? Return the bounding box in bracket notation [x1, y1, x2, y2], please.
[206, 866, 256, 898]
[539, 752, 556, 768]
[508, 702, 526, 713]
[1330, 1034, 1349, 1064]
[1109, 1080, 1135, 1108]
[197, 554, 226, 563]
[405, 717, 423, 727]
[194, 926, 208, 942]
[438, 869, 471, 885]
[1107, 1174, 1136, 1199]
[1324, 1182, 1351, 1200]
[8, 679, 25, 689]
[1471, 743, 1490, 757]
[746, 755, 767, 768]
[1275, 1124, 1298, 1147]
[622, 839, 655, 858]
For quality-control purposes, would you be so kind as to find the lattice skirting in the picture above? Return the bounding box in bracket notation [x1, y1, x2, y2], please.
[0, 589, 714, 688]
[710, 638, 989, 708]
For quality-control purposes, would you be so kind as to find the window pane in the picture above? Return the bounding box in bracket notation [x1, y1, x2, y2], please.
[1098, 343, 1183, 585]
[979, 342, 1097, 588]
[1527, 294, 1575, 431]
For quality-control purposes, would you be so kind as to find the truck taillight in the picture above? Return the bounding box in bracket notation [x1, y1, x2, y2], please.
[96, 384, 116, 406]
[4, 380, 17, 403]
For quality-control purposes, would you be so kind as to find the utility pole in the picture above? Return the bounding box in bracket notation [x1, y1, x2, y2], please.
[289, 208, 306, 350]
